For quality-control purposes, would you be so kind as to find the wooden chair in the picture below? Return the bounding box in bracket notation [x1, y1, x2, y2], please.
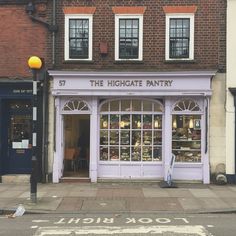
[64, 148, 77, 172]
[77, 148, 89, 169]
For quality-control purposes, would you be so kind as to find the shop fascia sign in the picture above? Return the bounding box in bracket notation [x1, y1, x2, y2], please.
[57, 78, 174, 90]
[50, 71, 215, 93]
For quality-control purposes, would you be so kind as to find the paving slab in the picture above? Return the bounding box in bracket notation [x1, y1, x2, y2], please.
[67, 189, 97, 197]
[165, 189, 194, 198]
[56, 197, 83, 212]
[178, 197, 203, 211]
[81, 199, 127, 212]
[127, 198, 183, 212]
[227, 186, 236, 192]
[221, 197, 236, 208]
[197, 197, 230, 210]
[209, 189, 236, 198]
[96, 188, 114, 198]
[0, 190, 23, 198]
[189, 189, 218, 198]
[113, 188, 144, 198]
[142, 188, 169, 198]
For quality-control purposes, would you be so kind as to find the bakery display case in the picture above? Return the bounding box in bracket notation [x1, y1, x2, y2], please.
[99, 112, 163, 162]
[172, 114, 201, 162]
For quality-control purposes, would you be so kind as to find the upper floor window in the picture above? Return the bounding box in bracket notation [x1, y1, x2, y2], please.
[65, 14, 93, 61]
[164, 6, 197, 61]
[115, 15, 143, 61]
[166, 14, 194, 60]
[169, 18, 190, 59]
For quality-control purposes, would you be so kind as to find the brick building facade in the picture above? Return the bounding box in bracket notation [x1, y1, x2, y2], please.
[0, 0, 227, 184]
[0, 1, 49, 179]
[50, 0, 225, 71]
[48, 0, 226, 183]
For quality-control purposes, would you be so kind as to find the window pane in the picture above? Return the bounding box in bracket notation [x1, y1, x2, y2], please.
[100, 115, 108, 129]
[133, 20, 139, 28]
[132, 146, 141, 161]
[100, 147, 108, 160]
[143, 101, 152, 111]
[143, 131, 152, 145]
[132, 115, 141, 129]
[121, 130, 130, 145]
[121, 100, 131, 111]
[120, 19, 126, 28]
[132, 100, 141, 111]
[153, 147, 162, 161]
[120, 115, 130, 129]
[100, 130, 108, 145]
[110, 115, 119, 129]
[120, 147, 130, 161]
[126, 20, 132, 28]
[100, 102, 109, 112]
[110, 147, 119, 161]
[110, 100, 119, 111]
[110, 130, 119, 145]
[142, 147, 152, 161]
[143, 115, 152, 129]
[132, 131, 141, 145]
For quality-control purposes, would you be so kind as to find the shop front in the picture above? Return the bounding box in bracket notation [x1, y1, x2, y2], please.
[0, 82, 33, 175]
[49, 71, 215, 183]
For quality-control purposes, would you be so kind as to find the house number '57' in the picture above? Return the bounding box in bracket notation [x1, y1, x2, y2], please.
[59, 80, 66, 86]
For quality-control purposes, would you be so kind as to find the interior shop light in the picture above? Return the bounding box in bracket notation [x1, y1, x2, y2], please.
[172, 118, 177, 129]
[189, 118, 194, 129]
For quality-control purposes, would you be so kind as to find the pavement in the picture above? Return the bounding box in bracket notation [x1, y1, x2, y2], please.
[1, 181, 236, 215]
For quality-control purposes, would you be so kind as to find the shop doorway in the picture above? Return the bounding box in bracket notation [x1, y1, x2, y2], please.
[63, 114, 90, 178]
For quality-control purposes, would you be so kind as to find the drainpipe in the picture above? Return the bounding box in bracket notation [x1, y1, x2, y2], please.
[228, 88, 236, 184]
[52, 0, 56, 67]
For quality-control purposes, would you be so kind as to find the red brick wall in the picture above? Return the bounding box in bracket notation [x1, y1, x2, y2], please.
[53, 0, 226, 72]
[0, 4, 49, 79]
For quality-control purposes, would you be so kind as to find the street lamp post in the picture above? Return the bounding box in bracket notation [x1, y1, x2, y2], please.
[28, 56, 42, 203]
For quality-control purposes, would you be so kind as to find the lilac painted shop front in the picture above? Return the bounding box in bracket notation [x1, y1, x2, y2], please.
[49, 71, 215, 183]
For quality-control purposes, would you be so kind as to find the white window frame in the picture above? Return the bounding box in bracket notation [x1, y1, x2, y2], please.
[165, 13, 194, 61]
[64, 14, 93, 61]
[115, 14, 143, 61]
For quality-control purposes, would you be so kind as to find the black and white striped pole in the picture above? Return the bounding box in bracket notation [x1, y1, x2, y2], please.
[28, 56, 42, 203]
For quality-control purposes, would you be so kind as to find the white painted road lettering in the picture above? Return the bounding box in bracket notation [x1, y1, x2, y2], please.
[55, 217, 114, 224]
[54, 217, 189, 225]
[34, 225, 212, 236]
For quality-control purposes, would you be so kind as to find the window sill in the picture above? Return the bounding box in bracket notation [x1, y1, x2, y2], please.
[63, 60, 94, 64]
[114, 60, 144, 64]
[164, 59, 197, 64]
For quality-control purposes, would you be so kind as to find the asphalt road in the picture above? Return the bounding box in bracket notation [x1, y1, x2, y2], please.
[0, 212, 236, 235]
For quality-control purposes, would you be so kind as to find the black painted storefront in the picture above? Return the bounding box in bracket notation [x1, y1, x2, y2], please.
[0, 82, 43, 178]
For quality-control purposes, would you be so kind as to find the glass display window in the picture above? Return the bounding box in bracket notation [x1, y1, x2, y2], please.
[99, 99, 163, 162]
[172, 99, 202, 163]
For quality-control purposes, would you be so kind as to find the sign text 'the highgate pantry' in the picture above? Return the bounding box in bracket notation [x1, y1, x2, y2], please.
[89, 79, 173, 88]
